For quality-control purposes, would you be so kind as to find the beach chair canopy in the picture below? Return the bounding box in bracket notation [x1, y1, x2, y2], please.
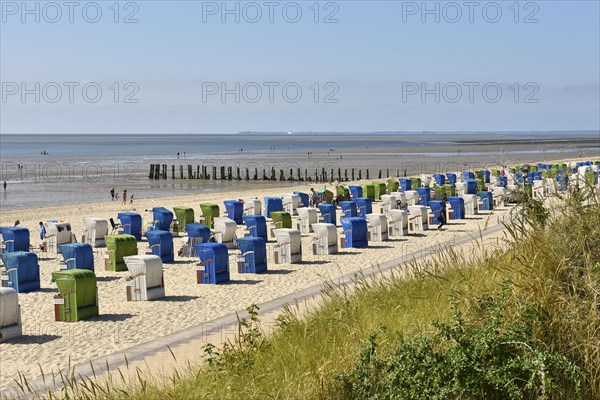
[273, 228, 301, 248]
[297, 208, 318, 224]
[270, 212, 292, 229]
[448, 197, 465, 219]
[185, 223, 211, 242]
[293, 192, 309, 207]
[43, 222, 72, 244]
[354, 197, 373, 217]
[83, 218, 109, 239]
[316, 189, 334, 204]
[194, 242, 230, 284]
[311, 223, 337, 246]
[213, 217, 237, 243]
[0, 227, 30, 253]
[386, 179, 400, 193]
[373, 182, 387, 200]
[236, 237, 267, 273]
[433, 174, 446, 186]
[145, 230, 174, 263]
[242, 215, 267, 241]
[339, 201, 358, 218]
[199, 203, 220, 228]
[399, 178, 412, 192]
[428, 201, 446, 225]
[348, 185, 363, 199]
[361, 184, 376, 201]
[318, 203, 337, 225]
[416, 187, 431, 206]
[264, 197, 283, 218]
[366, 213, 387, 228]
[341, 217, 368, 248]
[0, 287, 19, 329]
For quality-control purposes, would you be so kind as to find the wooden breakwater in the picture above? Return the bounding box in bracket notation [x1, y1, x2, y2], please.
[148, 164, 403, 182]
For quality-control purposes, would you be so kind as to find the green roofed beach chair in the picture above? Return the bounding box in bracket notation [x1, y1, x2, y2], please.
[443, 184, 456, 197]
[52, 269, 99, 321]
[434, 185, 445, 200]
[373, 182, 387, 200]
[105, 234, 138, 272]
[361, 184, 376, 201]
[386, 178, 399, 193]
[316, 189, 334, 204]
[410, 177, 422, 189]
[270, 212, 292, 229]
[200, 203, 220, 229]
[173, 207, 194, 233]
[335, 186, 350, 202]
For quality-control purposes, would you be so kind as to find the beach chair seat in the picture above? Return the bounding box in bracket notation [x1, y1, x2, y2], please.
[348, 185, 363, 200]
[1, 252, 40, 293]
[477, 191, 494, 211]
[199, 203, 220, 229]
[51, 269, 99, 321]
[354, 198, 373, 218]
[0, 287, 22, 342]
[339, 201, 358, 218]
[124, 255, 165, 300]
[361, 184, 376, 201]
[150, 208, 173, 232]
[318, 203, 337, 226]
[404, 190, 420, 207]
[293, 192, 310, 208]
[173, 207, 195, 234]
[461, 194, 479, 215]
[213, 217, 237, 249]
[373, 182, 387, 200]
[273, 228, 302, 264]
[366, 213, 389, 242]
[297, 207, 318, 233]
[399, 178, 412, 192]
[117, 212, 142, 240]
[311, 223, 338, 255]
[180, 223, 211, 257]
[43, 221, 74, 254]
[388, 209, 409, 237]
[448, 197, 465, 220]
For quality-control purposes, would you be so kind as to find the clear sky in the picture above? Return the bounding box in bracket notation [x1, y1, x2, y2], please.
[1, 0, 599, 134]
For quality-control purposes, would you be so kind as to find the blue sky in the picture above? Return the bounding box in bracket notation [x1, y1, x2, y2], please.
[1, 0, 599, 134]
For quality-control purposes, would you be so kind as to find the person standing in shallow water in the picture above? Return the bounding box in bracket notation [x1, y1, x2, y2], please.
[110, 188, 115, 201]
[3, 181, 6, 190]
[122, 190, 127, 205]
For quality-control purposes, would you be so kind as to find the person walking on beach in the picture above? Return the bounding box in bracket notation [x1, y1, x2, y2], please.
[39, 222, 47, 251]
[437, 194, 448, 230]
[110, 188, 115, 201]
[3, 181, 6, 190]
[309, 188, 319, 207]
[122, 190, 127, 205]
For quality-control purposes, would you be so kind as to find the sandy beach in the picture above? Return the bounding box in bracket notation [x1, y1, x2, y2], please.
[0, 177, 518, 391]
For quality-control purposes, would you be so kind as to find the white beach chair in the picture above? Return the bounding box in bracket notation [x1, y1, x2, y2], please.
[379, 195, 396, 214]
[311, 223, 338, 255]
[83, 217, 109, 248]
[404, 190, 420, 207]
[243, 199, 262, 216]
[407, 205, 428, 232]
[420, 174, 432, 187]
[123, 255, 165, 301]
[43, 221, 74, 254]
[296, 207, 318, 234]
[533, 180, 545, 199]
[213, 217, 237, 249]
[282, 194, 301, 216]
[0, 287, 22, 342]
[366, 213, 389, 242]
[273, 228, 302, 264]
[491, 187, 506, 207]
[461, 194, 478, 215]
[455, 182, 466, 197]
[388, 209, 409, 237]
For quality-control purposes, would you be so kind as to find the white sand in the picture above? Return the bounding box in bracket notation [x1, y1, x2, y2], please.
[0, 180, 515, 389]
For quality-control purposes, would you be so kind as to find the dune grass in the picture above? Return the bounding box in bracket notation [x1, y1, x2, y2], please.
[12, 184, 600, 399]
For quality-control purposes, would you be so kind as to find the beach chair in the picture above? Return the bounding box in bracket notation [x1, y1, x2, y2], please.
[461, 194, 479, 215]
[448, 197, 465, 220]
[420, 174, 432, 187]
[410, 177, 422, 189]
[407, 205, 428, 232]
[264, 197, 283, 218]
[373, 182, 387, 201]
[105, 234, 138, 271]
[51, 269, 99, 321]
[213, 217, 237, 249]
[199, 203, 220, 229]
[339, 201, 358, 218]
[123, 255, 165, 301]
[446, 173, 457, 185]
[282, 194, 302, 215]
[463, 171, 475, 181]
[340, 218, 368, 249]
[180, 223, 211, 257]
[273, 228, 302, 264]
[361, 184, 376, 201]
[311, 223, 338, 255]
[455, 182, 466, 196]
[380, 195, 396, 214]
[366, 214, 389, 242]
[491, 187, 506, 207]
[83, 218, 109, 247]
[316, 189, 334, 204]
[150, 208, 173, 232]
[236, 237, 267, 274]
[478, 191, 493, 211]
[145, 230, 174, 263]
[404, 190, 420, 207]
[416, 187, 431, 206]
[43, 221, 74, 254]
[58, 243, 94, 271]
[336, 186, 350, 202]
[173, 207, 195, 234]
[464, 179, 478, 194]
[532, 180, 545, 199]
[242, 215, 268, 242]
[348, 185, 363, 200]
[442, 184, 456, 197]
[294, 192, 310, 208]
[386, 178, 400, 193]
[0, 287, 22, 343]
[433, 174, 446, 186]
[0, 227, 30, 254]
[388, 209, 409, 237]
[354, 197, 373, 218]
[399, 178, 412, 192]
[270, 212, 292, 237]
[243, 198, 262, 216]
[117, 212, 142, 240]
[390, 192, 406, 208]
[194, 243, 230, 284]
[297, 207, 318, 233]
[318, 203, 337, 226]
[224, 200, 244, 224]
[1, 252, 40, 293]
